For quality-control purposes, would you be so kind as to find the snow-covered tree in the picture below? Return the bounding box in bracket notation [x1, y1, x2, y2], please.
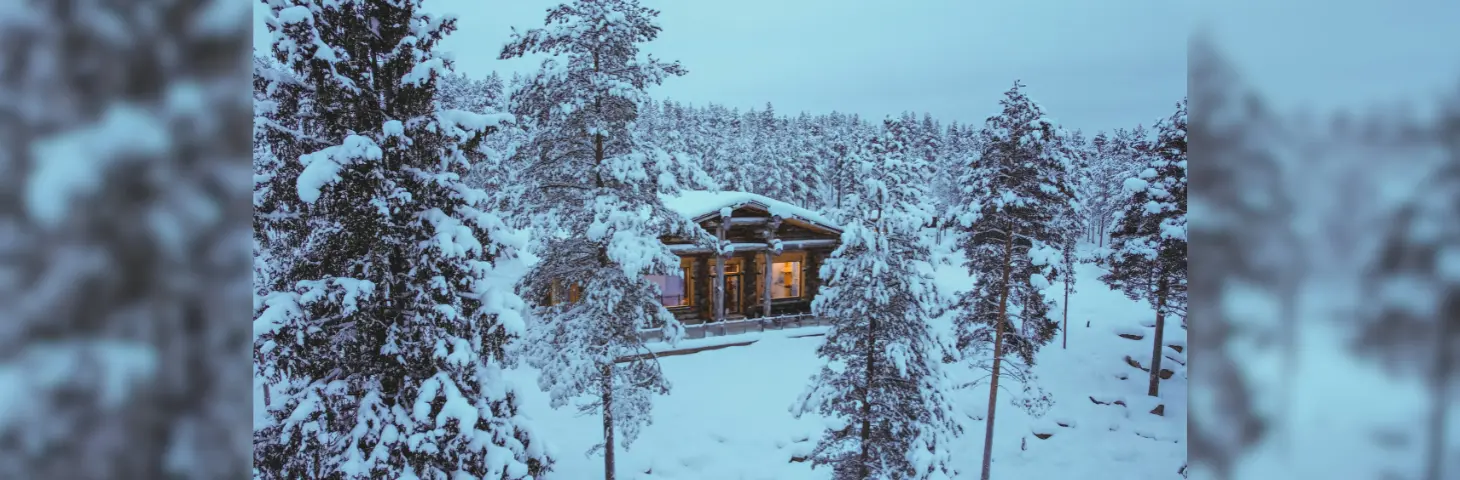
[647, 100, 716, 192]
[933, 122, 979, 239]
[438, 71, 524, 210]
[0, 0, 252, 476]
[439, 71, 506, 115]
[1099, 98, 1188, 399]
[1185, 39, 1284, 478]
[810, 112, 865, 215]
[949, 81, 1075, 480]
[792, 116, 961, 480]
[1074, 127, 1149, 246]
[1049, 129, 1089, 349]
[498, 1, 700, 478]
[1352, 88, 1460, 480]
[252, 1, 551, 477]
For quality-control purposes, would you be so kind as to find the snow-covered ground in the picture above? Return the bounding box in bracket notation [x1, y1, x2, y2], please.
[509, 244, 1188, 479]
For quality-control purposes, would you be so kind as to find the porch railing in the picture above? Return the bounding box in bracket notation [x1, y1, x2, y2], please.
[636, 312, 829, 343]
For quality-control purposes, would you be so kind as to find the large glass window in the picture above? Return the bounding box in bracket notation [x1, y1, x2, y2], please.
[549, 280, 584, 305]
[648, 274, 688, 307]
[770, 255, 803, 299]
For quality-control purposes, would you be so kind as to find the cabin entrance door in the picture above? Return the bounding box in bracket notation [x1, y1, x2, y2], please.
[725, 273, 741, 315]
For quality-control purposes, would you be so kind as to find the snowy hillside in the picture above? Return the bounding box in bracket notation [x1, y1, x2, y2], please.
[500, 245, 1186, 479]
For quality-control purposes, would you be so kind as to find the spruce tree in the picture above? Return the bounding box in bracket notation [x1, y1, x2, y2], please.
[1353, 90, 1460, 480]
[792, 116, 961, 480]
[252, 1, 550, 477]
[1099, 98, 1188, 400]
[0, 0, 251, 476]
[1050, 129, 1089, 350]
[950, 81, 1075, 480]
[498, 1, 697, 478]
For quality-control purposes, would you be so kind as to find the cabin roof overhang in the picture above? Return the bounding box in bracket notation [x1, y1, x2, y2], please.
[660, 190, 843, 236]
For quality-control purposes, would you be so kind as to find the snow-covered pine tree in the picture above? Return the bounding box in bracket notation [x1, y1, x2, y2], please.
[751, 103, 788, 198]
[933, 122, 977, 242]
[438, 71, 520, 209]
[1184, 39, 1289, 478]
[1098, 98, 1188, 400]
[1049, 129, 1089, 350]
[690, 103, 737, 190]
[787, 112, 824, 207]
[1352, 88, 1460, 480]
[811, 112, 860, 214]
[654, 100, 716, 192]
[252, 1, 551, 477]
[498, 1, 700, 478]
[0, 0, 251, 476]
[782, 111, 818, 207]
[792, 116, 961, 480]
[1094, 127, 1151, 246]
[949, 81, 1075, 480]
[722, 108, 757, 193]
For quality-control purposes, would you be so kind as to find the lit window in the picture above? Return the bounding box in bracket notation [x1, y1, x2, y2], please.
[548, 280, 584, 305]
[771, 260, 802, 299]
[647, 274, 689, 307]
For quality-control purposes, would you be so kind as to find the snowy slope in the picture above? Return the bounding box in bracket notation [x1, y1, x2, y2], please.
[937, 258, 1187, 479]
[506, 243, 1187, 479]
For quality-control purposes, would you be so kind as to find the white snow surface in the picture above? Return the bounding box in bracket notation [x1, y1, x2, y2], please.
[660, 190, 840, 230]
[499, 243, 1185, 479]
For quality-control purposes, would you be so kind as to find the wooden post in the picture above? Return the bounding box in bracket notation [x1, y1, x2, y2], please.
[694, 256, 710, 322]
[806, 251, 822, 300]
[763, 216, 781, 319]
[714, 210, 730, 323]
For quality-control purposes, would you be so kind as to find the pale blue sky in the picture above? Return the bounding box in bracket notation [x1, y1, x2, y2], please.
[1193, 0, 1460, 118]
[256, 0, 1190, 133]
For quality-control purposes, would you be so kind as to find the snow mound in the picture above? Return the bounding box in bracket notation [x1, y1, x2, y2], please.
[1111, 323, 1146, 339]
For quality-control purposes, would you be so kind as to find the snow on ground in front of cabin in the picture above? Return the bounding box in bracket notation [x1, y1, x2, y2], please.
[508, 243, 1186, 479]
[505, 333, 832, 479]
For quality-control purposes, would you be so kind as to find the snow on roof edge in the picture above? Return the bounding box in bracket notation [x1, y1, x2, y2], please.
[659, 190, 841, 231]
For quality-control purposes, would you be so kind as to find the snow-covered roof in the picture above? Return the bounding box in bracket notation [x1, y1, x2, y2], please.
[660, 190, 841, 232]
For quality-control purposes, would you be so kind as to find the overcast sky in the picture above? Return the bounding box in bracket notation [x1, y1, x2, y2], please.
[1193, 0, 1460, 119]
[256, 0, 1189, 134]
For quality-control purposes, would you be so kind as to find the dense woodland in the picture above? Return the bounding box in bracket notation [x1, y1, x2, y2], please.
[437, 68, 1165, 251]
[250, 0, 1186, 478]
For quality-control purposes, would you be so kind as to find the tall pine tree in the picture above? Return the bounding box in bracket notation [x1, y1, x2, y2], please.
[253, 0, 551, 478]
[792, 116, 961, 480]
[1353, 88, 1460, 480]
[950, 81, 1074, 480]
[1099, 98, 1188, 400]
[499, 1, 698, 478]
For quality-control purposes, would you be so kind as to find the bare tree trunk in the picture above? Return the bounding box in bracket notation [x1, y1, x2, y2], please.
[601, 363, 615, 480]
[981, 228, 1016, 480]
[1062, 277, 1071, 350]
[860, 315, 876, 479]
[1424, 316, 1452, 480]
[1147, 273, 1169, 397]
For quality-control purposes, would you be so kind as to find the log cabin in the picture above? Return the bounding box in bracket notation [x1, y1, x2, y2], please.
[651, 190, 842, 330]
